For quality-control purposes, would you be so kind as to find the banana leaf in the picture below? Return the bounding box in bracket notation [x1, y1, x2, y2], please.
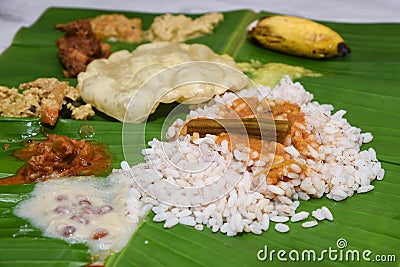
[0, 7, 399, 267]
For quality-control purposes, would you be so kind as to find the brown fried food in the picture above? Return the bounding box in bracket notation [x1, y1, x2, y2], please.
[91, 14, 143, 43]
[56, 19, 112, 78]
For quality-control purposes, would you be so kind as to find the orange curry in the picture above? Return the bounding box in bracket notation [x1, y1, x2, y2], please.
[215, 97, 319, 185]
[0, 134, 112, 185]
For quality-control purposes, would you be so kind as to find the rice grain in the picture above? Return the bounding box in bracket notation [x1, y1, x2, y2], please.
[275, 223, 290, 233]
[302, 220, 318, 228]
[290, 211, 310, 222]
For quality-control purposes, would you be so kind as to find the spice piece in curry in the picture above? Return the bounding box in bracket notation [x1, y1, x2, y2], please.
[182, 96, 320, 187]
[0, 134, 112, 185]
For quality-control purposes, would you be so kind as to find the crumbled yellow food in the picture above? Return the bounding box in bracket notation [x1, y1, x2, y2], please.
[68, 103, 95, 120]
[145, 13, 223, 42]
[0, 86, 42, 117]
[0, 78, 94, 122]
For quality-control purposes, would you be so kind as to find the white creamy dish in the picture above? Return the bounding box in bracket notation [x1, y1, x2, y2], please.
[14, 173, 151, 261]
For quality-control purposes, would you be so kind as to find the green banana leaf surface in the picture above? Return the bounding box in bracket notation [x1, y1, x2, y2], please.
[0, 7, 399, 267]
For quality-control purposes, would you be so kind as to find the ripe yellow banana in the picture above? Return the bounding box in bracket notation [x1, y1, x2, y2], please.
[247, 15, 351, 59]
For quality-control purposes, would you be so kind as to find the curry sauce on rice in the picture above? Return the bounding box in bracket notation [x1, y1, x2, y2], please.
[213, 96, 318, 186]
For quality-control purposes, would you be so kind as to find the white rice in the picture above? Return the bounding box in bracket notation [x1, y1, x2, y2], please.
[312, 208, 326, 221]
[311, 206, 334, 222]
[321, 206, 334, 221]
[270, 215, 289, 223]
[302, 220, 318, 228]
[127, 76, 383, 236]
[275, 223, 290, 233]
[290, 211, 309, 222]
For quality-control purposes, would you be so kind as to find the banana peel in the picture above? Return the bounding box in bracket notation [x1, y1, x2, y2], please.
[247, 15, 351, 59]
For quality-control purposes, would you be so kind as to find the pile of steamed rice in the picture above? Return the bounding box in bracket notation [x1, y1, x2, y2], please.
[119, 76, 384, 236]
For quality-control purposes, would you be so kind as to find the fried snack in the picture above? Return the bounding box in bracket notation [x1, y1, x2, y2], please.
[55, 19, 112, 78]
[90, 14, 143, 43]
[77, 42, 247, 123]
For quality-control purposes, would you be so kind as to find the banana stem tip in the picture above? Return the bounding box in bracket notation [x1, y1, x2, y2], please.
[338, 42, 351, 57]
